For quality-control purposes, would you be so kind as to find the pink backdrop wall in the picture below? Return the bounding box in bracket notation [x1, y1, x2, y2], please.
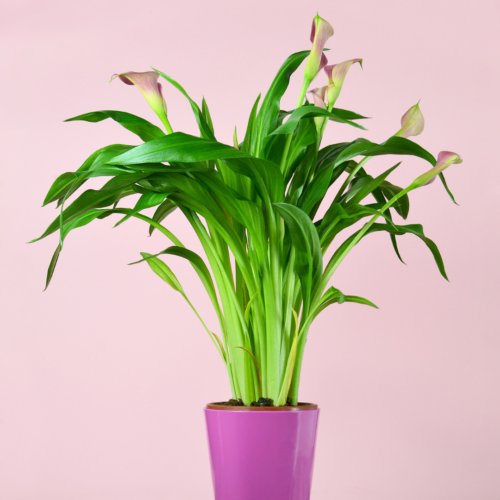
[1, 0, 499, 498]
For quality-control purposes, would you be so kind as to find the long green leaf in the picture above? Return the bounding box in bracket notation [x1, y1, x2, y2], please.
[241, 94, 261, 154]
[108, 132, 248, 165]
[153, 68, 215, 140]
[329, 222, 448, 280]
[312, 286, 378, 320]
[65, 110, 165, 142]
[149, 199, 177, 236]
[271, 105, 368, 135]
[43, 144, 135, 206]
[439, 172, 458, 204]
[344, 164, 400, 205]
[32, 173, 148, 242]
[334, 136, 436, 167]
[275, 203, 322, 314]
[142, 252, 184, 291]
[251, 50, 311, 156]
[115, 192, 167, 226]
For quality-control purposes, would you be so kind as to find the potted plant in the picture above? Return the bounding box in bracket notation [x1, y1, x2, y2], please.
[32, 13, 462, 500]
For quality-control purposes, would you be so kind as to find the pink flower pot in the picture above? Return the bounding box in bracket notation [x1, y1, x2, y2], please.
[205, 403, 320, 500]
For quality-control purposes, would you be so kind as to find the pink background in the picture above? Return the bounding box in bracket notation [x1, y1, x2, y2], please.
[1, 0, 499, 499]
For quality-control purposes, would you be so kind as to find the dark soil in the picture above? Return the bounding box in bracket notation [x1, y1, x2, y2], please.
[213, 398, 245, 407]
[212, 397, 297, 407]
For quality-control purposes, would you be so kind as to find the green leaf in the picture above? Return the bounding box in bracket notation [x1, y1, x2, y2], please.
[60, 208, 109, 240]
[201, 97, 215, 134]
[344, 164, 400, 205]
[65, 110, 165, 142]
[44, 244, 62, 291]
[331, 222, 449, 280]
[271, 105, 368, 135]
[42, 209, 120, 288]
[195, 171, 267, 259]
[379, 180, 410, 219]
[132, 246, 222, 315]
[153, 68, 215, 140]
[32, 173, 147, 242]
[43, 144, 135, 206]
[275, 311, 298, 406]
[317, 142, 352, 169]
[115, 192, 167, 227]
[142, 252, 185, 291]
[149, 199, 177, 236]
[275, 203, 322, 314]
[262, 133, 288, 167]
[140, 251, 226, 370]
[224, 157, 285, 205]
[284, 118, 318, 183]
[439, 172, 458, 205]
[368, 184, 406, 262]
[286, 142, 318, 205]
[251, 50, 311, 156]
[108, 132, 248, 165]
[312, 286, 378, 320]
[334, 136, 436, 167]
[241, 94, 261, 154]
[43, 173, 78, 207]
[236, 346, 263, 396]
[318, 203, 396, 248]
[298, 143, 355, 215]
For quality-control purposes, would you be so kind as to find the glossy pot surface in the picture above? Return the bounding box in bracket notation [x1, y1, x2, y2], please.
[205, 404, 319, 500]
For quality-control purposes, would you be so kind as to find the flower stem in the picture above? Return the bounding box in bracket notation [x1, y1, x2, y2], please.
[279, 80, 310, 173]
[161, 116, 174, 135]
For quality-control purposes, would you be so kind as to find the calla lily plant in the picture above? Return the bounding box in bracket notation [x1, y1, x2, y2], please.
[33, 14, 462, 406]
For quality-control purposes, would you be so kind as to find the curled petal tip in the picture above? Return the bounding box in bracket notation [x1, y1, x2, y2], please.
[324, 58, 363, 107]
[437, 151, 462, 165]
[118, 75, 135, 85]
[111, 70, 169, 129]
[308, 86, 328, 108]
[325, 59, 362, 86]
[318, 53, 328, 74]
[304, 14, 334, 83]
[396, 102, 425, 138]
[413, 151, 462, 188]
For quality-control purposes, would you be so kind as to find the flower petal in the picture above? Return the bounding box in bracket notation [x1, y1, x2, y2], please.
[395, 102, 424, 138]
[324, 58, 362, 106]
[112, 71, 170, 130]
[308, 86, 327, 108]
[318, 53, 328, 74]
[412, 151, 463, 188]
[304, 14, 334, 83]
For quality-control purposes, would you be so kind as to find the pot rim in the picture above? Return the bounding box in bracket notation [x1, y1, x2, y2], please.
[205, 402, 318, 411]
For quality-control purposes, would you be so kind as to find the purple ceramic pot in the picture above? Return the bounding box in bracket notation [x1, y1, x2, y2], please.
[204, 403, 320, 500]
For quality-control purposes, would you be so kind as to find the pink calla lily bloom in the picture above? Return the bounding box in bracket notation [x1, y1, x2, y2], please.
[110, 71, 171, 132]
[324, 58, 362, 107]
[308, 86, 328, 108]
[304, 14, 334, 84]
[395, 102, 425, 138]
[412, 151, 463, 188]
[308, 86, 328, 130]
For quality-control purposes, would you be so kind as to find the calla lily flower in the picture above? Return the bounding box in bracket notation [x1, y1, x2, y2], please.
[308, 86, 328, 130]
[324, 58, 362, 107]
[412, 151, 463, 188]
[110, 71, 172, 133]
[395, 102, 424, 138]
[304, 14, 334, 84]
[308, 86, 328, 108]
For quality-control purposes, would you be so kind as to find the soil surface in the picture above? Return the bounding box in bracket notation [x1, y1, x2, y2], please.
[211, 397, 296, 408]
